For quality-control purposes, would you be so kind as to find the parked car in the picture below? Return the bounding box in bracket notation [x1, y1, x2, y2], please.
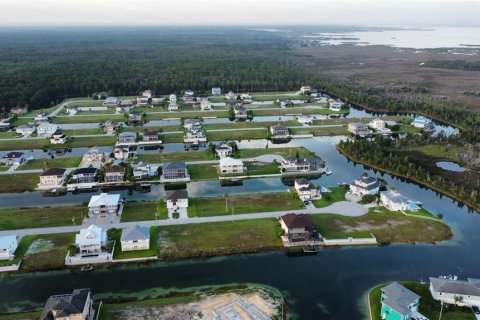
[472, 306, 480, 314]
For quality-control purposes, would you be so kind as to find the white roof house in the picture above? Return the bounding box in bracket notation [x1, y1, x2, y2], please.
[328, 100, 344, 111]
[430, 277, 480, 307]
[380, 189, 418, 212]
[0, 235, 18, 261]
[215, 142, 233, 158]
[37, 123, 59, 135]
[369, 118, 386, 130]
[219, 157, 244, 174]
[88, 193, 121, 215]
[121, 225, 150, 251]
[75, 225, 107, 257]
[211, 87, 222, 96]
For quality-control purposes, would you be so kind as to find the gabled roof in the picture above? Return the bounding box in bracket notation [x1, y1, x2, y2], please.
[381, 282, 419, 316]
[281, 213, 316, 230]
[121, 225, 150, 242]
[40, 288, 91, 320]
[216, 142, 232, 150]
[88, 193, 120, 207]
[381, 189, 409, 204]
[40, 168, 66, 176]
[143, 130, 158, 136]
[220, 157, 243, 166]
[104, 165, 125, 173]
[165, 189, 188, 201]
[2, 151, 25, 159]
[74, 167, 98, 175]
[163, 162, 186, 170]
[429, 277, 480, 296]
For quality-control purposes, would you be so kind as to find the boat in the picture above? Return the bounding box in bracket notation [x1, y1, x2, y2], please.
[338, 182, 347, 187]
[325, 170, 332, 176]
[81, 265, 94, 272]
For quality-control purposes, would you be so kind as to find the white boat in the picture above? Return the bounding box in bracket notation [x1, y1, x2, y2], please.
[325, 170, 332, 176]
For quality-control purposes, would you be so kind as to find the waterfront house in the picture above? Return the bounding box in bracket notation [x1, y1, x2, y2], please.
[161, 162, 189, 182]
[115, 105, 130, 113]
[165, 189, 189, 210]
[72, 167, 98, 183]
[281, 156, 326, 173]
[103, 120, 119, 134]
[219, 157, 244, 174]
[240, 92, 253, 103]
[142, 130, 159, 142]
[183, 89, 195, 104]
[50, 129, 67, 144]
[132, 161, 158, 179]
[121, 225, 150, 251]
[369, 118, 386, 130]
[270, 124, 290, 139]
[184, 127, 207, 143]
[118, 131, 137, 144]
[75, 225, 107, 257]
[211, 87, 222, 96]
[141, 90, 152, 99]
[328, 100, 344, 111]
[350, 174, 380, 196]
[280, 213, 318, 242]
[297, 115, 314, 124]
[233, 105, 248, 119]
[97, 91, 108, 99]
[104, 165, 125, 183]
[88, 193, 121, 216]
[10, 106, 28, 115]
[294, 178, 318, 201]
[184, 118, 202, 130]
[39, 288, 94, 320]
[34, 113, 49, 124]
[168, 94, 178, 111]
[225, 91, 237, 101]
[380, 189, 418, 212]
[200, 98, 212, 111]
[300, 86, 312, 94]
[15, 125, 36, 135]
[37, 123, 59, 135]
[348, 122, 370, 136]
[380, 282, 426, 320]
[39, 168, 67, 187]
[113, 146, 131, 160]
[215, 142, 233, 158]
[1, 151, 27, 166]
[0, 235, 18, 261]
[411, 116, 435, 131]
[430, 276, 480, 307]
[136, 96, 149, 107]
[82, 147, 105, 165]
[0, 118, 11, 132]
[128, 111, 143, 125]
[103, 96, 120, 106]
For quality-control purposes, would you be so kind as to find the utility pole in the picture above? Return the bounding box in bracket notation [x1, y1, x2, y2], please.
[438, 301, 443, 320]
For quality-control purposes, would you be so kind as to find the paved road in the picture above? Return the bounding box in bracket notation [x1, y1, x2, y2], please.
[0, 201, 367, 237]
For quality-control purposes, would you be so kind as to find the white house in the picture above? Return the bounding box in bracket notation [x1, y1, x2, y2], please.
[183, 118, 202, 130]
[200, 98, 212, 111]
[300, 86, 312, 94]
[328, 100, 344, 111]
[294, 178, 318, 201]
[219, 157, 244, 174]
[350, 175, 380, 196]
[411, 116, 434, 131]
[225, 91, 236, 101]
[211, 87, 222, 96]
[50, 130, 67, 144]
[15, 125, 36, 135]
[118, 132, 137, 144]
[136, 96, 149, 107]
[168, 94, 178, 111]
[184, 127, 207, 143]
[72, 167, 98, 183]
[169, 94, 177, 103]
[430, 277, 480, 307]
[348, 123, 370, 136]
[215, 142, 233, 158]
[120, 225, 150, 251]
[1, 152, 27, 166]
[0, 235, 18, 261]
[39, 168, 67, 187]
[380, 189, 418, 211]
[132, 161, 158, 179]
[87, 193, 121, 216]
[37, 123, 59, 136]
[141, 90, 152, 99]
[281, 157, 326, 173]
[104, 165, 125, 183]
[33, 113, 49, 124]
[165, 189, 189, 210]
[369, 118, 386, 130]
[240, 92, 253, 103]
[103, 96, 120, 106]
[75, 225, 107, 257]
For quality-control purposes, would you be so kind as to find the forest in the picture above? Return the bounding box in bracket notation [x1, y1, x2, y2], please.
[0, 27, 312, 111]
[423, 59, 480, 72]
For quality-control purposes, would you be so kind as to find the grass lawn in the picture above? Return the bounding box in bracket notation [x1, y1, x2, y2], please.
[0, 131, 18, 138]
[121, 201, 168, 222]
[0, 205, 85, 230]
[405, 207, 438, 219]
[369, 282, 475, 320]
[204, 120, 299, 130]
[66, 135, 116, 148]
[17, 157, 82, 170]
[312, 187, 348, 208]
[0, 173, 39, 193]
[21, 233, 76, 271]
[289, 126, 350, 137]
[239, 161, 280, 176]
[161, 132, 183, 143]
[0, 165, 8, 171]
[410, 144, 459, 159]
[187, 192, 304, 218]
[52, 114, 125, 124]
[0, 311, 41, 320]
[0, 235, 35, 267]
[206, 129, 268, 141]
[62, 128, 104, 135]
[235, 146, 315, 159]
[311, 207, 452, 244]
[110, 227, 158, 260]
[137, 150, 214, 163]
[0, 138, 48, 151]
[157, 218, 283, 260]
[187, 163, 219, 180]
[393, 125, 422, 134]
[146, 110, 229, 120]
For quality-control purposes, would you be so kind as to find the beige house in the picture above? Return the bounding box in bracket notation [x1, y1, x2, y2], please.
[280, 213, 319, 242]
[39, 168, 67, 187]
[219, 157, 244, 174]
[104, 165, 125, 183]
[39, 288, 94, 320]
[121, 225, 150, 251]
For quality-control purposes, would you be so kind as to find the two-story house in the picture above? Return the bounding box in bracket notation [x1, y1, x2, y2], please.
[39, 168, 67, 187]
[380, 282, 426, 320]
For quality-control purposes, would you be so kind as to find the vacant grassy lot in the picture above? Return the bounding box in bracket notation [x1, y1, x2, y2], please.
[235, 146, 314, 159]
[0, 165, 8, 171]
[0, 173, 39, 193]
[312, 187, 348, 208]
[187, 163, 219, 180]
[0, 138, 48, 151]
[0, 205, 85, 230]
[405, 207, 438, 219]
[289, 126, 350, 137]
[206, 129, 268, 141]
[0, 311, 41, 320]
[18, 157, 82, 170]
[187, 192, 304, 218]
[241, 162, 280, 176]
[410, 144, 459, 159]
[0, 131, 18, 138]
[0, 235, 34, 267]
[137, 150, 215, 163]
[63, 128, 104, 135]
[161, 132, 183, 143]
[311, 207, 452, 244]
[110, 227, 158, 260]
[157, 218, 283, 260]
[369, 282, 475, 320]
[147, 110, 229, 120]
[66, 136, 116, 148]
[52, 114, 125, 124]
[22, 233, 76, 271]
[121, 201, 168, 222]
[204, 120, 300, 130]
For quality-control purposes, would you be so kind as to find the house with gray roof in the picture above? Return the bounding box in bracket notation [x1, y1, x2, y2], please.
[39, 288, 94, 320]
[380, 189, 419, 212]
[430, 276, 480, 307]
[165, 189, 189, 210]
[121, 225, 150, 251]
[350, 174, 380, 196]
[380, 282, 427, 320]
[117, 132, 137, 145]
[161, 162, 190, 182]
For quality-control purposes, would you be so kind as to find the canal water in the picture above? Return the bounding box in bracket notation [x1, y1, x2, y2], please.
[0, 136, 479, 320]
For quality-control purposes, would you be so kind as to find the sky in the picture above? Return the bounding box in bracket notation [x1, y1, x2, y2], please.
[0, 0, 479, 27]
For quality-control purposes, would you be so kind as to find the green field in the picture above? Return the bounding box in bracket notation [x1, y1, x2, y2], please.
[110, 227, 158, 260]
[312, 187, 348, 208]
[410, 144, 459, 159]
[21, 233, 76, 271]
[234, 146, 314, 159]
[369, 282, 475, 320]
[157, 218, 283, 260]
[289, 126, 350, 137]
[161, 132, 183, 143]
[52, 114, 125, 124]
[0, 131, 18, 138]
[66, 136, 116, 148]
[0, 173, 39, 193]
[405, 207, 438, 219]
[204, 120, 299, 130]
[17, 157, 82, 170]
[0, 138, 48, 151]
[121, 201, 168, 222]
[137, 150, 215, 163]
[311, 207, 452, 244]
[187, 192, 304, 218]
[0, 165, 8, 172]
[0, 311, 41, 320]
[62, 128, 104, 135]
[187, 163, 219, 180]
[206, 129, 268, 141]
[0, 205, 85, 230]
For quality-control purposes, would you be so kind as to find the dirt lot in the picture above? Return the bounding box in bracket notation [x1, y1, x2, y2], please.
[296, 45, 480, 112]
